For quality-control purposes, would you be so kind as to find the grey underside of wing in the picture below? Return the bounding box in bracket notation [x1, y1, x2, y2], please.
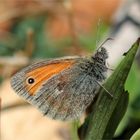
[31, 64, 99, 121]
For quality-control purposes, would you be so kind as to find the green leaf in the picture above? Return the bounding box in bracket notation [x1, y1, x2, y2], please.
[103, 91, 129, 139]
[130, 129, 140, 140]
[71, 120, 80, 140]
[82, 38, 140, 140]
[114, 62, 140, 136]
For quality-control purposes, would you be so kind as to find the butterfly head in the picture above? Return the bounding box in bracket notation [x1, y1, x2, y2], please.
[92, 47, 108, 64]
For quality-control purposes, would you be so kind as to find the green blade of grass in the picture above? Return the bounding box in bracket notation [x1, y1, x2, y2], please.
[102, 90, 129, 139]
[83, 38, 140, 140]
[130, 128, 140, 140]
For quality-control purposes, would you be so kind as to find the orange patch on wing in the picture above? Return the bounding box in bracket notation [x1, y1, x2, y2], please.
[25, 60, 75, 96]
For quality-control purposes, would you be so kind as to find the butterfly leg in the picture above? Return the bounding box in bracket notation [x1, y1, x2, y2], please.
[106, 62, 114, 71]
[95, 80, 113, 98]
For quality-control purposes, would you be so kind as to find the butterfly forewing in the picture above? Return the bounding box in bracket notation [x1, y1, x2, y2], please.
[11, 54, 105, 121]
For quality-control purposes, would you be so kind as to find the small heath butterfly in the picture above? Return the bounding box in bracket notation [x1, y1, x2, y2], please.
[11, 42, 111, 121]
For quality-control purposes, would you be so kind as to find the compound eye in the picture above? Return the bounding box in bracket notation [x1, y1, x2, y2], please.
[27, 77, 35, 84]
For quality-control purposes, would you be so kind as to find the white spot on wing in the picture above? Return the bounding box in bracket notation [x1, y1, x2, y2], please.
[54, 88, 63, 96]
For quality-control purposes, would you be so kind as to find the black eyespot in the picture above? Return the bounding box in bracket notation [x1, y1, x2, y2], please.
[27, 77, 35, 84]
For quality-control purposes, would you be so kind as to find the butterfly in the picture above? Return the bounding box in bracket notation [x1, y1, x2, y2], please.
[11, 41, 111, 121]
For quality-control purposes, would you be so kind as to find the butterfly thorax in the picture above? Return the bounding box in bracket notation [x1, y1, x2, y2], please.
[80, 47, 108, 82]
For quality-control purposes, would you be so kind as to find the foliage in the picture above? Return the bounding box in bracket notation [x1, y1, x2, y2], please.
[130, 129, 140, 140]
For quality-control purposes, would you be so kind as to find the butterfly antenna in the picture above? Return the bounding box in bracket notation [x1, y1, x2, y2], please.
[97, 38, 114, 52]
[95, 80, 113, 98]
[95, 18, 102, 47]
[95, 18, 114, 50]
